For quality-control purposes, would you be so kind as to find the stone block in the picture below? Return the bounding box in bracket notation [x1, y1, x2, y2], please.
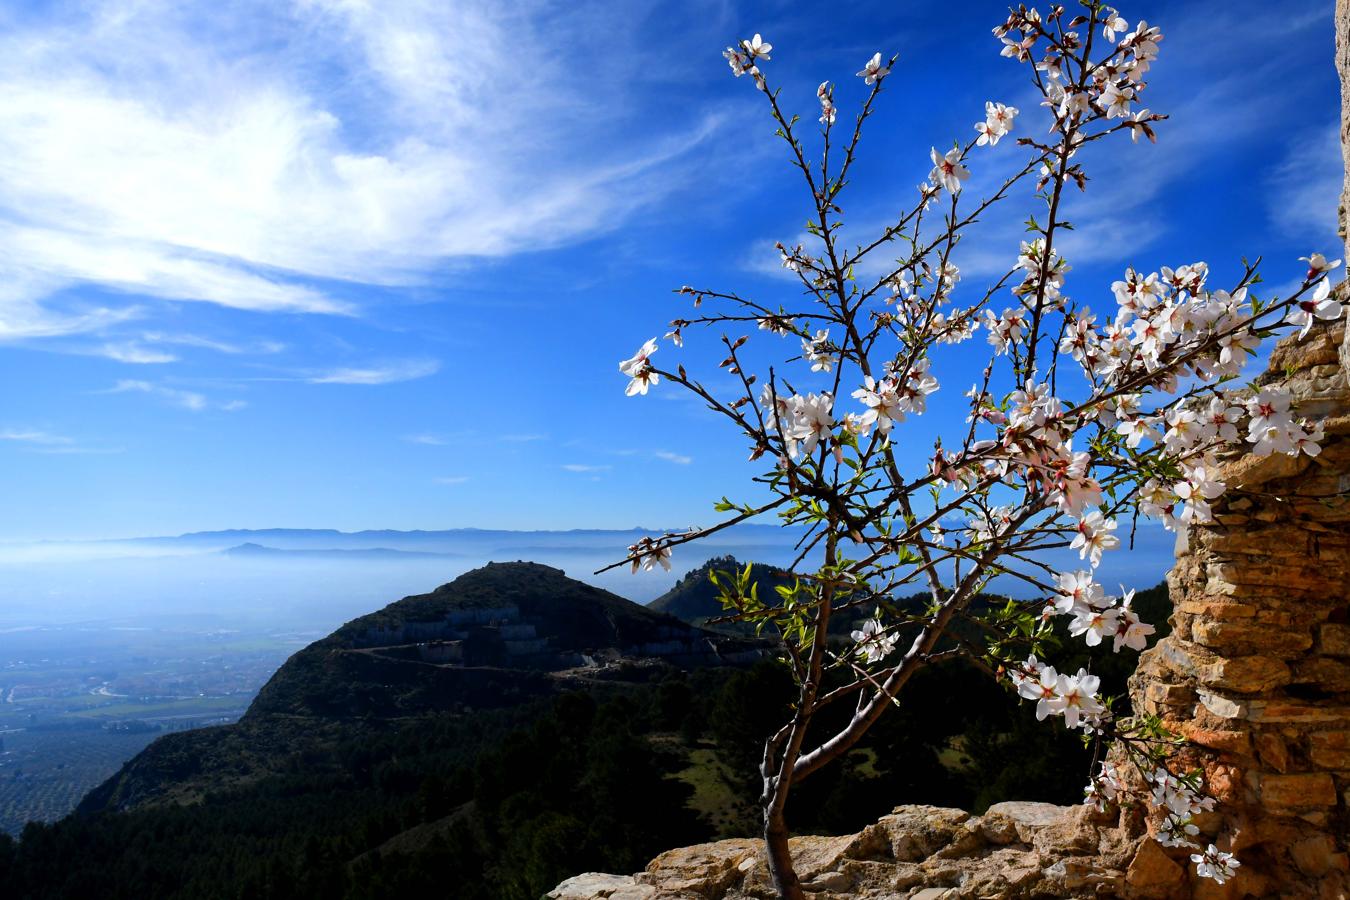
[1145, 681, 1196, 706]
[1198, 655, 1291, 693]
[1191, 620, 1313, 654]
[1258, 773, 1339, 810]
[1250, 704, 1350, 725]
[1309, 731, 1350, 769]
[1198, 691, 1248, 720]
[1178, 601, 1257, 619]
[1125, 839, 1187, 899]
[1292, 834, 1339, 878]
[1180, 723, 1251, 755]
[1322, 624, 1350, 657]
[1293, 657, 1350, 693]
[1256, 733, 1291, 773]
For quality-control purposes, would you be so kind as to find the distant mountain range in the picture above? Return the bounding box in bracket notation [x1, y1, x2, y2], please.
[221, 542, 461, 560]
[87, 525, 806, 554]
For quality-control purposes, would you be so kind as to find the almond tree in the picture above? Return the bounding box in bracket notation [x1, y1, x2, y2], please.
[608, 4, 1338, 897]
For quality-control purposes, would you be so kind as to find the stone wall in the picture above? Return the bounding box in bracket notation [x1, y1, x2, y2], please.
[1127, 319, 1350, 899]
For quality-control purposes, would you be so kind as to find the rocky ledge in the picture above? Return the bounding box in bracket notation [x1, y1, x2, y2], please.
[546, 802, 1221, 900]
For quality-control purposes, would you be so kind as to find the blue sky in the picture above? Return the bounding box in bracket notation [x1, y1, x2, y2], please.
[0, 0, 1340, 541]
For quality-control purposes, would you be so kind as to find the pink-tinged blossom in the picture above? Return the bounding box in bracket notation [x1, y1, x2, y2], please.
[930, 147, 970, 193]
[787, 392, 834, 458]
[851, 617, 897, 664]
[1084, 760, 1125, 812]
[1115, 415, 1159, 449]
[975, 101, 1018, 146]
[817, 81, 836, 125]
[1191, 846, 1240, 885]
[1112, 589, 1156, 652]
[619, 338, 660, 396]
[627, 537, 672, 573]
[1048, 669, 1105, 728]
[723, 47, 752, 76]
[857, 52, 890, 84]
[1098, 80, 1134, 119]
[1069, 605, 1118, 647]
[984, 308, 1028, 352]
[1125, 108, 1157, 143]
[1016, 662, 1061, 721]
[1102, 10, 1128, 42]
[1000, 34, 1035, 61]
[741, 33, 772, 60]
[1071, 511, 1120, 566]
[852, 376, 903, 433]
[1300, 252, 1342, 280]
[1175, 464, 1225, 525]
[1285, 278, 1343, 338]
[802, 329, 836, 373]
[1053, 570, 1106, 616]
[1199, 397, 1243, 442]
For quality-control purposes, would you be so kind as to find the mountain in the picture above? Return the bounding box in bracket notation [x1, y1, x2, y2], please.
[79, 561, 767, 813]
[0, 563, 1175, 900]
[648, 556, 795, 630]
[88, 525, 807, 555]
[221, 542, 459, 560]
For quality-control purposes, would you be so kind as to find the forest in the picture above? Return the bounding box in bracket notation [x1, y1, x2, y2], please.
[0, 583, 1168, 899]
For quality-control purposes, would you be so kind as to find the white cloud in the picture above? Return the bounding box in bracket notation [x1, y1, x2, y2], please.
[95, 342, 178, 364]
[1267, 123, 1343, 246]
[140, 332, 285, 355]
[654, 450, 692, 465]
[307, 359, 440, 384]
[433, 475, 470, 485]
[404, 433, 447, 445]
[0, 429, 73, 445]
[0, 427, 123, 454]
[104, 379, 244, 412]
[561, 463, 611, 473]
[0, 0, 722, 340]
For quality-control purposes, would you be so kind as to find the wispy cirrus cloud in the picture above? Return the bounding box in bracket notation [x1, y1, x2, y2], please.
[0, 0, 725, 342]
[94, 342, 179, 364]
[1267, 123, 1343, 247]
[0, 429, 73, 446]
[307, 359, 440, 385]
[103, 379, 245, 412]
[138, 332, 286, 356]
[654, 450, 693, 465]
[0, 427, 123, 454]
[561, 463, 611, 473]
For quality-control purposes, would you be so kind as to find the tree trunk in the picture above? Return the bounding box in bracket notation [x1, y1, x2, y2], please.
[763, 806, 804, 900]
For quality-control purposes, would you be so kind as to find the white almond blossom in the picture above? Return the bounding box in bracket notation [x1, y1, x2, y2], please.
[1071, 511, 1119, 566]
[851, 617, 898, 663]
[856, 51, 890, 84]
[1191, 845, 1241, 885]
[1285, 278, 1343, 338]
[976, 101, 1018, 146]
[930, 146, 970, 193]
[803, 329, 837, 372]
[619, 338, 660, 396]
[742, 33, 772, 60]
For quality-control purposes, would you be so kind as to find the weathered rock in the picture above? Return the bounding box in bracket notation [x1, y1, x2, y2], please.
[547, 873, 658, 900]
[1124, 840, 1186, 899]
